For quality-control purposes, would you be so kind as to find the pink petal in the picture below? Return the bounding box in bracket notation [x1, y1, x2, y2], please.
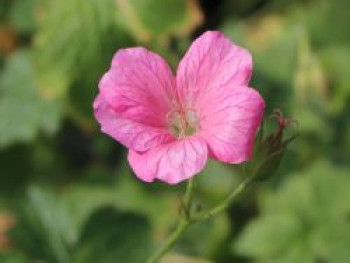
[176, 31, 252, 108]
[128, 136, 208, 184]
[99, 47, 177, 129]
[199, 86, 265, 163]
[94, 94, 175, 152]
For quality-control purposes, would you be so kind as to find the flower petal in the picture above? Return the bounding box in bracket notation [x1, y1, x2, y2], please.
[199, 86, 265, 163]
[100, 47, 176, 128]
[128, 136, 208, 184]
[94, 94, 175, 152]
[176, 31, 252, 108]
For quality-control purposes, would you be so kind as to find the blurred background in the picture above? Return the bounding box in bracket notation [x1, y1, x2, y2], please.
[0, 0, 349, 262]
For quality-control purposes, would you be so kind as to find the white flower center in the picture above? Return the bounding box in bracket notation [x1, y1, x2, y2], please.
[168, 110, 199, 138]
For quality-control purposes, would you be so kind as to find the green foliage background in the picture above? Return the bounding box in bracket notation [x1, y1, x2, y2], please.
[0, 0, 349, 262]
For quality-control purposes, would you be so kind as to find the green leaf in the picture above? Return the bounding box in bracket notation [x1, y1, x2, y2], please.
[222, 15, 298, 87]
[0, 51, 61, 148]
[197, 159, 238, 203]
[73, 207, 151, 263]
[319, 46, 350, 114]
[0, 145, 31, 193]
[8, 0, 36, 35]
[115, 0, 203, 42]
[175, 214, 230, 259]
[233, 162, 350, 263]
[235, 214, 303, 259]
[0, 252, 31, 263]
[10, 186, 73, 263]
[320, 224, 350, 263]
[292, 106, 330, 136]
[10, 184, 153, 263]
[34, 0, 133, 99]
[303, 0, 350, 47]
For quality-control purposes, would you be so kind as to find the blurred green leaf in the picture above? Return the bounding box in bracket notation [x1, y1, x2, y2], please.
[0, 145, 31, 193]
[319, 46, 350, 114]
[293, 29, 328, 109]
[10, 186, 73, 263]
[160, 253, 212, 263]
[197, 160, 238, 202]
[8, 0, 36, 35]
[293, 106, 329, 136]
[234, 162, 350, 263]
[303, 0, 350, 47]
[115, 0, 203, 42]
[176, 214, 230, 259]
[11, 184, 153, 263]
[73, 206, 151, 263]
[222, 15, 298, 87]
[0, 51, 61, 147]
[235, 214, 305, 262]
[0, 0, 10, 22]
[0, 252, 31, 263]
[63, 165, 179, 235]
[34, 0, 132, 100]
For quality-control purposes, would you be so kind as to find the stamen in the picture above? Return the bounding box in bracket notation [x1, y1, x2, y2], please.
[168, 110, 199, 138]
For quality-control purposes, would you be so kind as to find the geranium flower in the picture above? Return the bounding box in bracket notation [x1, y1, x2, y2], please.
[93, 31, 265, 184]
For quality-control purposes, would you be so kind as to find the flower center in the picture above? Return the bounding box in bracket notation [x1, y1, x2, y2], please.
[169, 110, 199, 138]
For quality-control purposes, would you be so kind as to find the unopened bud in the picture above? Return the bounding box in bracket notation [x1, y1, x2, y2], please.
[254, 110, 298, 180]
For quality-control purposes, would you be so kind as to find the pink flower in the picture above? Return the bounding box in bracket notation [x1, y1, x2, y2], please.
[93, 31, 265, 184]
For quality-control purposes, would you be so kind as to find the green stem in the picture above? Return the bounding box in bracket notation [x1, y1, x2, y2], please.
[146, 175, 255, 262]
[193, 175, 254, 222]
[146, 218, 189, 263]
[146, 179, 194, 263]
[183, 178, 194, 213]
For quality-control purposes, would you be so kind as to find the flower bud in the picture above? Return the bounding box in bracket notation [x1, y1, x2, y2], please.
[254, 110, 297, 181]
